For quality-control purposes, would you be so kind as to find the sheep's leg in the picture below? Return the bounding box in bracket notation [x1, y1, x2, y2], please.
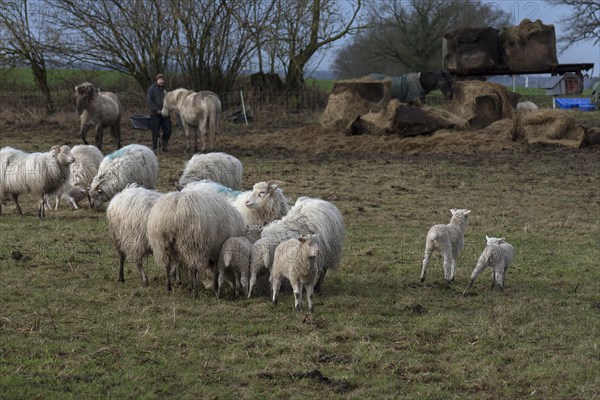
[420, 248, 432, 282]
[234, 271, 241, 298]
[443, 254, 452, 283]
[248, 272, 257, 299]
[306, 284, 315, 312]
[463, 261, 487, 296]
[165, 262, 173, 293]
[189, 266, 198, 300]
[38, 198, 45, 219]
[136, 261, 148, 287]
[12, 194, 22, 215]
[450, 258, 457, 281]
[118, 252, 126, 283]
[271, 274, 281, 305]
[217, 262, 225, 298]
[292, 280, 303, 312]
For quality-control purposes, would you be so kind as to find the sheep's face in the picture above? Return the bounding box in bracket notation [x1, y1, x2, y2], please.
[54, 145, 75, 166]
[299, 234, 320, 258]
[89, 179, 110, 209]
[245, 181, 280, 209]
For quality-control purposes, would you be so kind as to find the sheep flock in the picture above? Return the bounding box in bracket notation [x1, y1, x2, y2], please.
[1, 142, 516, 313]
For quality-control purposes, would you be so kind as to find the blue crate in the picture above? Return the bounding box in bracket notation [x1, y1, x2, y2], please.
[555, 97, 594, 111]
[130, 115, 151, 130]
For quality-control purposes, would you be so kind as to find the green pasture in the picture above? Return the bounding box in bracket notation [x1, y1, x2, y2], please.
[0, 115, 599, 398]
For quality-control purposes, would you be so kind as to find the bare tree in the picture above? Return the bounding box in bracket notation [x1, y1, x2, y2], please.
[549, 0, 600, 50]
[333, 0, 511, 79]
[0, 0, 57, 113]
[273, 0, 366, 92]
[49, 0, 176, 91]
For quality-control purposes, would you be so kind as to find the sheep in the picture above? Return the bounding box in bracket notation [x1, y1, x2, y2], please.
[106, 184, 163, 287]
[516, 101, 539, 113]
[271, 234, 321, 312]
[462, 235, 515, 296]
[45, 145, 104, 210]
[75, 82, 122, 150]
[183, 180, 290, 226]
[247, 237, 280, 298]
[177, 152, 243, 190]
[146, 189, 246, 298]
[0, 145, 75, 218]
[420, 208, 472, 283]
[260, 196, 345, 293]
[89, 144, 158, 209]
[217, 225, 263, 298]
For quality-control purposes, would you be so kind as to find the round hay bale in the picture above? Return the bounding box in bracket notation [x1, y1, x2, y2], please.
[515, 109, 586, 148]
[500, 19, 558, 71]
[320, 79, 391, 131]
[448, 81, 519, 129]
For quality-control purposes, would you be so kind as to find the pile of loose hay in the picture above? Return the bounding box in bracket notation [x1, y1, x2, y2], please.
[515, 109, 586, 148]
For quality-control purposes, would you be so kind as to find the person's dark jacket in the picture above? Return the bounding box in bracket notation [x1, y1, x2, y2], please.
[147, 83, 166, 114]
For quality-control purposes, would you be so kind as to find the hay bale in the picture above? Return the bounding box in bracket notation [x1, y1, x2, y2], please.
[320, 79, 391, 130]
[443, 27, 502, 74]
[448, 81, 519, 129]
[348, 99, 468, 136]
[500, 19, 558, 72]
[515, 109, 586, 148]
[584, 127, 600, 146]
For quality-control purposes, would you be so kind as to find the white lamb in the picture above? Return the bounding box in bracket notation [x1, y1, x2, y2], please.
[106, 184, 163, 287]
[271, 234, 321, 312]
[146, 190, 246, 298]
[0, 145, 75, 218]
[420, 208, 472, 283]
[247, 237, 280, 298]
[217, 225, 263, 298]
[177, 152, 243, 190]
[260, 196, 345, 293]
[462, 235, 515, 296]
[89, 144, 158, 209]
[183, 180, 290, 226]
[46, 144, 104, 210]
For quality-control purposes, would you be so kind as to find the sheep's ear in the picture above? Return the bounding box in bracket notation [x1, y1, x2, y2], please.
[465, 210, 471, 215]
[498, 237, 505, 243]
[450, 208, 456, 214]
[267, 180, 283, 192]
[486, 235, 490, 242]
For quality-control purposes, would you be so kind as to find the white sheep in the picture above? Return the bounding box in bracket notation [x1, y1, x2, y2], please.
[146, 190, 246, 298]
[0, 145, 75, 218]
[183, 180, 290, 226]
[516, 101, 539, 113]
[247, 237, 280, 298]
[462, 235, 515, 296]
[177, 152, 243, 190]
[420, 208, 472, 283]
[89, 144, 158, 209]
[271, 234, 321, 312]
[106, 184, 163, 287]
[217, 225, 263, 298]
[260, 196, 345, 293]
[46, 144, 104, 210]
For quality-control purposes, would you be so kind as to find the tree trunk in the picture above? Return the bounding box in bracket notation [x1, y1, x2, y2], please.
[31, 61, 55, 115]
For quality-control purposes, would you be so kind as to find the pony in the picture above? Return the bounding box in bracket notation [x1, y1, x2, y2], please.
[74, 82, 122, 151]
[161, 88, 222, 154]
[364, 71, 454, 103]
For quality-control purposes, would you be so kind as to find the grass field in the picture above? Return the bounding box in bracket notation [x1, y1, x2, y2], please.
[0, 107, 599, 399]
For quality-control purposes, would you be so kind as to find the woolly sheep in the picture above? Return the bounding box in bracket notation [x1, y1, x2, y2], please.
[420, 208, 472, 283]
[248, 237, 280, 298]
[462, 235, 514, 296]
[271, 234, 321, 312]
[261, 196, 345, 292]
[183, 180, 290, 226]
[106, 184, 163, 287]
[177, 152, 243, 190]
[46, 144, 104, 210]
[146, 190, 246, 298]
[89, 144, 158, 209]
[217, 224, 263, 298]
[0, 145, 75, 218]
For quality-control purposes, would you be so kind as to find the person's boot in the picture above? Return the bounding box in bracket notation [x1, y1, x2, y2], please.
[152, 139, 159, 153]
[162, 140, 169, 152]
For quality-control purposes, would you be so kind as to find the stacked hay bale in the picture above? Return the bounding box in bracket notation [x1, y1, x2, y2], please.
[499, 19, 558, 72]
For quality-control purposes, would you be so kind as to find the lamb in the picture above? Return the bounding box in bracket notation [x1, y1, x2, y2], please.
[89, 144, 158, 209]
[177, 152, 243, 190]
[46, 144, 104, 210]
[420, 208, 472, 283]
[462, 235, 515, 296]
[271, 234, 321, 312]
[183, 180, 290, 226]
[0, 145, 75, 218]
[146, 189, 246, 298]
[247, 237, 279, 298]
[260, 196, 345, 293]
[106, 184, 163, 287]
[217, 225, 263, 298]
